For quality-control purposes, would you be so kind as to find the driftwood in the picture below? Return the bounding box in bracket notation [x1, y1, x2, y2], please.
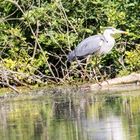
[80, 73, 140, 92]
[89, 73, 140, 91]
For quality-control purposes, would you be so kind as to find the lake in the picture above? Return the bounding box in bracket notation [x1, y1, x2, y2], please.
[0, 88, 140, 140]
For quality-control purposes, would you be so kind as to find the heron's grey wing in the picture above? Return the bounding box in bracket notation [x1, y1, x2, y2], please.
[67, 35, 105, 62]
[74, 35, 104, 57]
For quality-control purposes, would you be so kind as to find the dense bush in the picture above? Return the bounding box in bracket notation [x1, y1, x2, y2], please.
[0, 0, 139, 87]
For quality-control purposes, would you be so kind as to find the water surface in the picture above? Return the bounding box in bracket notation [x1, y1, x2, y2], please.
[0, 89, 140, 140]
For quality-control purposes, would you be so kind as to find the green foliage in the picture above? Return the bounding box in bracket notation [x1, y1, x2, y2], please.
[125, 45, 140, 72]
[0, 0, 139, 85]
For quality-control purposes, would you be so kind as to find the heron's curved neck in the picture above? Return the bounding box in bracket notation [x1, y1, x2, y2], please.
[103, 32, 115, 42]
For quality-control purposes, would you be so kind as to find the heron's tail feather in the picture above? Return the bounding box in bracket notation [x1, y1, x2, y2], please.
[67, 51, 75, 62]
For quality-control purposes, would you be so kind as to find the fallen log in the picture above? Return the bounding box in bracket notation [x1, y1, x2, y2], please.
[81, 73, 140, 92]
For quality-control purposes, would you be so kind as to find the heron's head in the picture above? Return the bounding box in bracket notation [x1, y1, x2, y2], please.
[103, 27, 127, 36]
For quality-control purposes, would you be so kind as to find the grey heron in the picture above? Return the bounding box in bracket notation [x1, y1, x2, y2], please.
[67, 27, 127, 62]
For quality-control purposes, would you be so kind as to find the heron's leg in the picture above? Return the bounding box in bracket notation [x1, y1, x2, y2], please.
[92, 56, 105, 83]
[75, 58, 86, 79]
[85, 55, 91, 70]
[86, 55, 91, 65]
[82, 56, 93, 79]
[87, 56, 99, 82]
[118, 55, 126, 68]
[78, 58, 93, 80]
[86, 56, 100, 81]
[92, 68, 99, 82]
[76, 59, 81, 67]
[96, 62, 108, 83]
[95, 55, 100, 67]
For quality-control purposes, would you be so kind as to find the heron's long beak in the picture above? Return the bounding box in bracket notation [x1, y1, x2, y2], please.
[115, 29, 128, 34]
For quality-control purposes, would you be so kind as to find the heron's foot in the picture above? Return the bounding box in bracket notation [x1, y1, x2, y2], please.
[104, 79, 109, 85]
[97, 82, 102, 88]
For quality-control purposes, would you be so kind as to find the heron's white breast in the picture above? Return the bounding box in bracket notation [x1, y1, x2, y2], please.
[99, 38, 115, 55]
